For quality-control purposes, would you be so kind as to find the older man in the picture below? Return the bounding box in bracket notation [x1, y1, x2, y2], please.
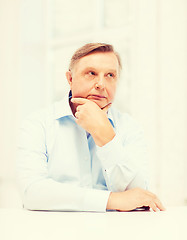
[17, 43, 165, 212]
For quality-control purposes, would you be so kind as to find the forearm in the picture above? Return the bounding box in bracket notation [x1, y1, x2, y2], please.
[22, 178, 110, 212]
[96, 133, 148, 192]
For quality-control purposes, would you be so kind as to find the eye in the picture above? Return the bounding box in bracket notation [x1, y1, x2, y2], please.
[107, 73, 114, 78]
[85, 71, 96, 79]
[88, 71, 95, 76]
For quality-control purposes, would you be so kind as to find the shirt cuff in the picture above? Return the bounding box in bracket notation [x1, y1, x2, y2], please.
[83, 189, 111, 212]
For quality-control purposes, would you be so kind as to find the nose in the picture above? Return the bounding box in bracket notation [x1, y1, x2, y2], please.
[94, 76, 105, 90]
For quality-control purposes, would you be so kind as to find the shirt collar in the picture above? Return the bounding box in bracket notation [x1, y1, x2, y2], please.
[54, 91, 74, 119]
[54, 90, 115, 128]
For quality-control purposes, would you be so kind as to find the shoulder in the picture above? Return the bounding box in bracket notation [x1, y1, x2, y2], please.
[20, 102, 57, 131]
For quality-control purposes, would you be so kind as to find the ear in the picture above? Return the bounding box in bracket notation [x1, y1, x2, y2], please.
[66, 71, 73, 88]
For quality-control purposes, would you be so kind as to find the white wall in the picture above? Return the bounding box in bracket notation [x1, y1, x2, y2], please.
[130, 0, 187, 206]
[0, 0, 22, 207]
[157, 0, 187, 205]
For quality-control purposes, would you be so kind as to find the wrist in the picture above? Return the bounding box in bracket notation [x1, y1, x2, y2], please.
[91, 119, 116, 147]
[106, 192, 119, 210]
[107, 192, 130, 211]
[92, 123, 115, 147]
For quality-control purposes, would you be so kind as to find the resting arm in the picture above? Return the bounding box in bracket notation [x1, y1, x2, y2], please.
[17, 116, 110, 212]
[96, 117, 149, 192]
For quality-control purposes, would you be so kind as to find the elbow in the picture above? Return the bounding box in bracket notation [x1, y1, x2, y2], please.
[22, 192, 39, 211]
[126, 172, 148, 190]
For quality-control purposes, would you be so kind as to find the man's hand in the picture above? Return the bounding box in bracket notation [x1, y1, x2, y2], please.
[106, 188, 166, 212]
[71, 98, 115, 146]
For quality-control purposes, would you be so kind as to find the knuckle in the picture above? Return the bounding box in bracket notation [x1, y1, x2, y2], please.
[145, 197, 152, 205]
[149, 199, 153, 204]
[152, 194, 157, 200]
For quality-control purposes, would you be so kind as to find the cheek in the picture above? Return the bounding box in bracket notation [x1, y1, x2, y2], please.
[107, 84, 117, 101]
[71, 81, 91, 98]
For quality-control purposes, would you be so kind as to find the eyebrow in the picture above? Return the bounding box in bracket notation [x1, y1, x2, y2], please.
[83, 67, 117, 74]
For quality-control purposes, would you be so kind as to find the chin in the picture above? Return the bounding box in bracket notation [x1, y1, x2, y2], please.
[91, 100, 105, 109]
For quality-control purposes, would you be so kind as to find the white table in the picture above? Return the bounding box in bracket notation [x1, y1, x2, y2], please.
[0, 207, 186, 240]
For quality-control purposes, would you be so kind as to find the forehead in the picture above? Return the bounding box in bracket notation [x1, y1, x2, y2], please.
[73, 52, 119, 72]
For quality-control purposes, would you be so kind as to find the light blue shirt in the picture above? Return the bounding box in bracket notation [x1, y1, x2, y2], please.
[17, 91, 148, 212]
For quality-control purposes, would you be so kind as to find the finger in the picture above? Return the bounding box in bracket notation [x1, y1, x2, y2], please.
[101, 103, 112, 113]
[149, 202, 158, 212]
[71, 98, 89, 105]
[154, 198, 166, 211]
[75, 111, 80, 119]
[145, 191, 166, 211]
[76, 105, 81, 112]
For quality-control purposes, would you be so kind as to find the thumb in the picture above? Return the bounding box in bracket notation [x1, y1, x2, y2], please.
[102, 103, 112, 113]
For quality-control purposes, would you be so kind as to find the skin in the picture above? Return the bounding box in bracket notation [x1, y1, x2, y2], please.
[66, 51, 118, 147]
[66, 51, 166, 212]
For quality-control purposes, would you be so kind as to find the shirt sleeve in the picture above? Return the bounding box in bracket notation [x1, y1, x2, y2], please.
[17, 114, 110, 212]
[95, 115, 149, 192]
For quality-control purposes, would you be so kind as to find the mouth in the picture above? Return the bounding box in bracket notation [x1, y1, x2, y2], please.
[87, 94, 106, 100]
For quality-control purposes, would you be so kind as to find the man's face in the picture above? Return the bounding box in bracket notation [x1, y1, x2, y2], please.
[66, 51, 119, 109]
